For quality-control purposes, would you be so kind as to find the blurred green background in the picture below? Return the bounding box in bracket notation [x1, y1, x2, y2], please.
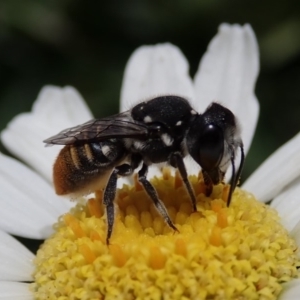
[1, 0, 300, 181]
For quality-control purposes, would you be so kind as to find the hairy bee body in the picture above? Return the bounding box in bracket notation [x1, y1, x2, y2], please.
[45, 95, 244, 243]
[54, 139, 128, 196]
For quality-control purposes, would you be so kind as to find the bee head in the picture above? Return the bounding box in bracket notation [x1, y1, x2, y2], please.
[186, 103, 241, 184]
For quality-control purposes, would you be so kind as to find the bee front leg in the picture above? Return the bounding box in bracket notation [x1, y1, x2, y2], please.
[138, 163, 178, 233]
[169, 152, 197, 212]
[103, 164, 134, 245]
[201, 170, 213, 197]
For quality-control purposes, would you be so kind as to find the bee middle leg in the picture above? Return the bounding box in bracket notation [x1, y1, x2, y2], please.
[169, 152, 197, 212]
[103, 163, 134, 245]
[202, 170, 213, 197]
[138, 163, 178, 233]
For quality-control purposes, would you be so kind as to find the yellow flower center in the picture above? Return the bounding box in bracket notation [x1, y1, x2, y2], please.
[31, 169, 299, 300]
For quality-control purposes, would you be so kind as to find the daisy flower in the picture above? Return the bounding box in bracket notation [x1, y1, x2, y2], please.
[0, 23, 299, 299]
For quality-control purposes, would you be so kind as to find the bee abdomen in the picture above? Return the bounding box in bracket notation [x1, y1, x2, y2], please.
[53, 145, 87, 195]
[53, 141, 128, 195]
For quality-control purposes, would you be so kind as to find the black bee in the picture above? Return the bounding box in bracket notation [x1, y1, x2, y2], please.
[44, 96, 244, 243]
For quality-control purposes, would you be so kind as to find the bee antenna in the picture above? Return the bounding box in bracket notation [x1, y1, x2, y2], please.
[227, 144, 245, 207]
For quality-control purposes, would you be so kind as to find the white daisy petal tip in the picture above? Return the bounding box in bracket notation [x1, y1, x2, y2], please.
[120, 43, 194, 111]
[33, 85, 93, 129]
[1, 85, 93, 181]
[2, 85, 93, 145]
[194, 23, 259, 154]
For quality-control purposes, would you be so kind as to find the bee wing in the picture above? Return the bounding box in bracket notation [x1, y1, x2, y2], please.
[44, 112, 149, 145]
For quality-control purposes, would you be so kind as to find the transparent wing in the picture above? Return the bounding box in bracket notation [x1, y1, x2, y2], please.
[44, 112, 149, 145]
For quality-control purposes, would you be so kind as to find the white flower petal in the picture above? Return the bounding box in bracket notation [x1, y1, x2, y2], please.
[194, 23, 259, 154]
[32, 86, 92, 127]
[120, 43, 194, 111]
[0, 153, 73, 239]
[290, 220, 300, 250]
[1, 86, 93, 182]
[0, 230, 34, 281]
[270, 177, 300, 232]
[271, 179, 300, 231]
[243, 132, 300, 202]
[278, 279, 300, 300]
[1, 114, 61, 183]
[0, 282, 32, 299]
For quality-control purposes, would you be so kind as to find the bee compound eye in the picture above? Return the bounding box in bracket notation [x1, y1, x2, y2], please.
[198, 124, 224, 171]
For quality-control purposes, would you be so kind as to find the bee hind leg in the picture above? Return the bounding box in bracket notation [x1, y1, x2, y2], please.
[103, 164, 134, 245]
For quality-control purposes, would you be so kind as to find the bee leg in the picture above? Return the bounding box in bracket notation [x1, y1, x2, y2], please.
[202, 170, 213, 197]
[169, 152, 197, 212]
[227, 145, 245, 207]
[103, 164, 133, 245]
[138, 163, 178, 232]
